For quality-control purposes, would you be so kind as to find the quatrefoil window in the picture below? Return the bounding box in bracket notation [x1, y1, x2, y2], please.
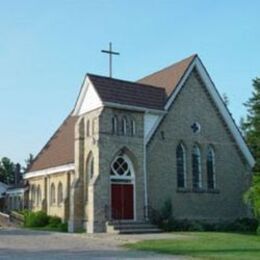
[111, 156, 131, 177]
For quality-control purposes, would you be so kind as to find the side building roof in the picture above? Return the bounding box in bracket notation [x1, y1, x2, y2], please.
[28, 115, 78, 172]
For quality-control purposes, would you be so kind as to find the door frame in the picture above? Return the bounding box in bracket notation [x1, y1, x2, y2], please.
[110, 154, 136, 221]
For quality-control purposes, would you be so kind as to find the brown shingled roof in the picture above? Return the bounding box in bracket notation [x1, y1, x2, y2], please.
[138, 54, 196, 97]
[28, 55, 195, 173]
[29, 115, 78, 172]
[88, 74, 166, 110]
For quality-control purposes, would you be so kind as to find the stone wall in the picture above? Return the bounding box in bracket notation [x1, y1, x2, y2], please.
[147, 69, 251, 222]
[29, 170, 72, 221]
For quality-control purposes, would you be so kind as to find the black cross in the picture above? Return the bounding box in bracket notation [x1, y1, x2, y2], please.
[191, 123, 199, 133]
[101, 42, 120, 78]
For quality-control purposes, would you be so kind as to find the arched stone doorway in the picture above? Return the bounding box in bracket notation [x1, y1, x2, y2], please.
[110, 154, 135, 220]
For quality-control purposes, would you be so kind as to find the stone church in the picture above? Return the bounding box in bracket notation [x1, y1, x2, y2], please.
[24, 55, 255, 233]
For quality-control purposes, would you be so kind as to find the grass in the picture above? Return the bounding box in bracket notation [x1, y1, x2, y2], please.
[125, 232, 260, 259]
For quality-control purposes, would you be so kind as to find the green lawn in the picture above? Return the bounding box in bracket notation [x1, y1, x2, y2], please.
[125, 232, 260, 260]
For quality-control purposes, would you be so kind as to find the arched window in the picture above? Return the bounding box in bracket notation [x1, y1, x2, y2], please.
[207, 146, 216, 189]
[122, 117, 127, 135]
[57, 182, 63, 206]
[78, 118, 85, 138]
[36, 185, 41, 206]
[112, 116, 118, 134]
[192, 145, 202, 189]
[130, 120, 136, 136]
[110, 155, 133, 179]
[50, 183, 56, 205]
[87, 153, 94, 179]
[176, 143, 186, 188]
[86, 120, 90, 137]
[31, 185, 36, 206]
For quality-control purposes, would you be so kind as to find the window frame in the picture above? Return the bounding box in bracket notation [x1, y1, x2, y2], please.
[176, 143, 187, 188]
[57, 182, 63, 206]
[207, 145, 216, 189]
[192, 144, 202, 189]
[50, 183, 56, 206]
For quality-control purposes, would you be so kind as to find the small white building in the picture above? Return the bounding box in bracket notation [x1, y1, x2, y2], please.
[5, 185, 29, 212]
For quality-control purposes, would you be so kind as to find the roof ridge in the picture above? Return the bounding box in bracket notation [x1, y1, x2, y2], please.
[137, 54, 197, 83]
[87, 73, 165, 92]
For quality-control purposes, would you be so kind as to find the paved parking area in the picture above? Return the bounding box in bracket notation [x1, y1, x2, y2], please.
[0, 227, 186, 259]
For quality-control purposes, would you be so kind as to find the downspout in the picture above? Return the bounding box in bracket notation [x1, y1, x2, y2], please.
[144, 116, 148, 221]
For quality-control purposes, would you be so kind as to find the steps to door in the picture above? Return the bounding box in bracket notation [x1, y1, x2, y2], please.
[106, 221, 162, 234]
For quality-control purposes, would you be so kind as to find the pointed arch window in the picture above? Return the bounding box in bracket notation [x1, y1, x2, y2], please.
[31, 185, 36, 206]
[87, 153, 94, 180]
[50, 183, 56, 205]
[122, 117, 127, 135]
[112, 116, 118, 134]
[57, 182, 63, 206]
[192, 145, 202, 189]
[207, 146, 216, 189]
[110, 155, 133, 180]
[36, 185, 41, 207]
[86, 120, 90, 137]
[176, 143, 186, 188]
[131, 120, 136, 136]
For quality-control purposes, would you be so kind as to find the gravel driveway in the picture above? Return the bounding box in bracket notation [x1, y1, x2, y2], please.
[0, 227, 186, 259]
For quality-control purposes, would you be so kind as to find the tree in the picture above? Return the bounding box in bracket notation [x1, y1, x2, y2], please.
[242, 78, 260, 233]
[222, 92, 230, 107]
[0, 157, 15, 184]
[22, 153, 34, 173]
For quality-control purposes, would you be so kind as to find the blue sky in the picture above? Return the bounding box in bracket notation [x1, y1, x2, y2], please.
[0, 0, 259, 165]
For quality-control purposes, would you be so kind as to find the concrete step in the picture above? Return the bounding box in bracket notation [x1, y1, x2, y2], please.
[112, 224, 157, 230]
[118, 228, 162, 234]
[106, 221, 162, 234]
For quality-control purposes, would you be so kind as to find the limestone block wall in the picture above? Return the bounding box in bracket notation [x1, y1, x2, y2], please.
[28, 177, 45, 211]
[98, 107, 145, 224]
[147, 69, 251, 222]
[69, 108, 102, 232]
[29, 170, 72, 221]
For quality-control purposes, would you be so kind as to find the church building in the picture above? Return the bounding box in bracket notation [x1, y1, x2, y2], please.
[24, 55, 255, 233]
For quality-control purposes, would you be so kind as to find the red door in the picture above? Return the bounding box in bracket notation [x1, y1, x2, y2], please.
[111, 184, 134, 220]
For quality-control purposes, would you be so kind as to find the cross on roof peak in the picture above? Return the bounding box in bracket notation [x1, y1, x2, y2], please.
[101, 42, 120, 78]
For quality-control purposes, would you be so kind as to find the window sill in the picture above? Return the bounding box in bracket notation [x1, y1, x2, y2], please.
[207, 188, 220, 194]
[192, 188, 206, 193]
[176, 188, 190, 193]
[176, 188, 220, 194]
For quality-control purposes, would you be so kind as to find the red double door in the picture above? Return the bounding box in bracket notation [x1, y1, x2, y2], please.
[111, 184, 134, 220]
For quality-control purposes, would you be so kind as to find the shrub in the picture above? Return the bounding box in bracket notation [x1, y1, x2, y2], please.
[24, 211, 49, 228]
[58, 222, 68, 232]
[48, 216, 62, 228]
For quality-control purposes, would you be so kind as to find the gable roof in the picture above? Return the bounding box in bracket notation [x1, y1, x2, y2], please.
[88, 74, 166, 110]
[26, 54, 255, 175]
[29, 115, 77, 172]
[138, 54, 196, 97]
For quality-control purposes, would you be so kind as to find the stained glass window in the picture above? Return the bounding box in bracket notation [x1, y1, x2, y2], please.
[192, 145, 202, 189]
[176, 143, 186, 188]
[207, 146, 216, 189]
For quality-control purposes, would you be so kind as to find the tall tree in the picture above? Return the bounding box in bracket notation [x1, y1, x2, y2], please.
[243, 78, 260, 233]
[0, 157, 15, 184]
[22, 153, 34, 173]
[243, 78, 260, 172]
[222, 92, 230, 107]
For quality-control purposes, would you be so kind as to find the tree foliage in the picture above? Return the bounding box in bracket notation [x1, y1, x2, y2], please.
[22, 153, 34, 173]
[0, 157, 15, 184]
[243, 78, 260, 172]
[242, 78, 260, 230]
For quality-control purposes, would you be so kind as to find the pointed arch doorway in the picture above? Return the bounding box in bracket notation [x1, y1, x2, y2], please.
[110, 154, 135, 220]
